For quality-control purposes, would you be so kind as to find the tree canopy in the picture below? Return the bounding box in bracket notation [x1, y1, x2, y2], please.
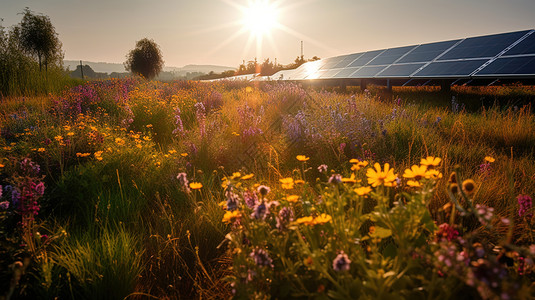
[18, 7, 63, 72]
[124, 38, 164, 80]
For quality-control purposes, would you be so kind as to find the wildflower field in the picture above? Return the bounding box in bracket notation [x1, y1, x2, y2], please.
[1, 79, 535, 299]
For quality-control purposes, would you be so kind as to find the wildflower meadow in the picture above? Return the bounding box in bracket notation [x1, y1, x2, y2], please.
[1, 78, 535, 299]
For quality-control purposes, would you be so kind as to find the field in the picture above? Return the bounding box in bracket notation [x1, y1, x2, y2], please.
[1, 79, 535, 299]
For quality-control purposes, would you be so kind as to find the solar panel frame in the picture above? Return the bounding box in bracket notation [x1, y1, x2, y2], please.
[332, 53, 365, 69]
[347, 49, 385, 67]
[349, 65, 388, 78]
[438, 30, 530, 60]
[367, 45, 417, 65]
[396, 39, 461, 63]
[376, 63, 427, 78]
[413, 59, 489, 77]
[473, 55, 535, 76]
[502, 30, 535, 56]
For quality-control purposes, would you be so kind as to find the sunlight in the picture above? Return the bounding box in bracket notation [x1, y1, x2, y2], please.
[242, 0, 278, 37]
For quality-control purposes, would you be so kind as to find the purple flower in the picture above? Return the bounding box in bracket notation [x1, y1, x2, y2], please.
[225, 190, 240, 211]
[317, 164, 328, 173]
[328, 174, 342, 185]
[0, 201, 9, 210]
[176, 172, 191, 193]
[250, 247, 273, 268]
[475, 204, 494, 225]
[34, 182, 45, 196]
[251, 202, 268, 220]
[276, 207, 294, 231]
[518, 194, 533, 219]
[256, 185, 270, 197]
[243, 191, 258, 209]
[333, 251, 351, 272]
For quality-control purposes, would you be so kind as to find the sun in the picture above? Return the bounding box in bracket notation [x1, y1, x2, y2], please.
[242, 0, 278, 37]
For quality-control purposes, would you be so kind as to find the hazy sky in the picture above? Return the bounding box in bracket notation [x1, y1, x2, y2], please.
[1, 0, 534, 68]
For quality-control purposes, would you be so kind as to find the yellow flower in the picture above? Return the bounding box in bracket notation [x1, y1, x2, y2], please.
[313, 213, 332, 225]
[342, 173, 358, 183]
[351, 160, 369, 171]
[76, 152, 91, 158]
[354, 186, 372, 196]
[63, 125, 71, 131]
[241, 173, 254, 180]
[403, 165, 428, 180]
[0, 163, 4, 168]
[245, 86, 253, 93]
[366, 163, 397, 187]
[143, 136, 151, 141]
[420, 156, 441, 168]
[146, 124, 153, 128]
[67, 132, 75, 136]
[296, 216, 315, 226]
[54, 135, 63, 142]
[286, 195, 300, 202]
[406, 180, 421, 187]
[484, 156, 495, 163]
[189, 182, 203, 190]
[296, 155, 309, 162]
[222, 210, 241, 224]
[180, 153, 188, 157]
[94, 151, 103, 161]
[279, 177, 294, 189]
[462, 179, 476, 195]
[37, 148, 45, 152]
[168, 149, 177, 154]
[295, 179, 305, 185]
[426, 169, 443, 180]
[115, 138, 125, 146]
[232, 132, 240, 136]
[231, 172, 242, 179]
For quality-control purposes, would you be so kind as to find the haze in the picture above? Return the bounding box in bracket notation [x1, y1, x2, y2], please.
[1, 0, 534, 68]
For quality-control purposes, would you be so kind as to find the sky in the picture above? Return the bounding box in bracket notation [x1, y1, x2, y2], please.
[1, 0, 534, 68]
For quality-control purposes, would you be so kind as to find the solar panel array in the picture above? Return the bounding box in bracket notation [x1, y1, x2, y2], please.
[265, 29, 535, 81]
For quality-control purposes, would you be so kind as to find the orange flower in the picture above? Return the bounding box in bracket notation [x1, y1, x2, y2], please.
[366, 163, 397, 187]
[280, 177, 294, 189]
[296, 155, 310, 162]
[189, 182, 203, 190]
[354, 186, 372, 196]
[420, 156, 441, 168]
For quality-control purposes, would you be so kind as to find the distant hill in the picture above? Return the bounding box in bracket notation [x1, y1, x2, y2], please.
[64, 60, 235, 76]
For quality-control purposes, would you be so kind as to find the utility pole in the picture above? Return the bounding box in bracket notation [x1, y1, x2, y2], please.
[79, 60, 84, 80]
[300, 41, 304, 60]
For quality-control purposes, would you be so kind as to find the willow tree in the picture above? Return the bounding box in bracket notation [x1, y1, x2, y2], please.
[124, 38, 164, 80]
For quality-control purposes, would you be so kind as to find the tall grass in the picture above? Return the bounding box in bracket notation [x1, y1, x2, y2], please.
[1, 79, 534, 298]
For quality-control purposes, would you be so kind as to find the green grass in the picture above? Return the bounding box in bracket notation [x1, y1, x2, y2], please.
[1, 80, 534, 299]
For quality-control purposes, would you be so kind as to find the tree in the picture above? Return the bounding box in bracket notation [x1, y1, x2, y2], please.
[124, 38, 164, 80]
[18, 8, 63, 72]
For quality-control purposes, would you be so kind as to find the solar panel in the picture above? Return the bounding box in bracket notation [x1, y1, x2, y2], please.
[367, 45, 417, 65]
[376, 63, 426, 77]
[414, 59, 488, 77]
[319, 56, 346, 70]
[439, 30, 530, 60]
[503, 32, 535, 56]
[332, 67, 359, 78]
[217, 29, 535, 83]
[332, 53, 364, 69]
[475, 56, 535, 76]
[397, 40, 460, 63]
[319, 68, 345, 79]
[349, 66, 387, 78]
[347, 50, 384, 67]
[304, 69, 327, 79]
